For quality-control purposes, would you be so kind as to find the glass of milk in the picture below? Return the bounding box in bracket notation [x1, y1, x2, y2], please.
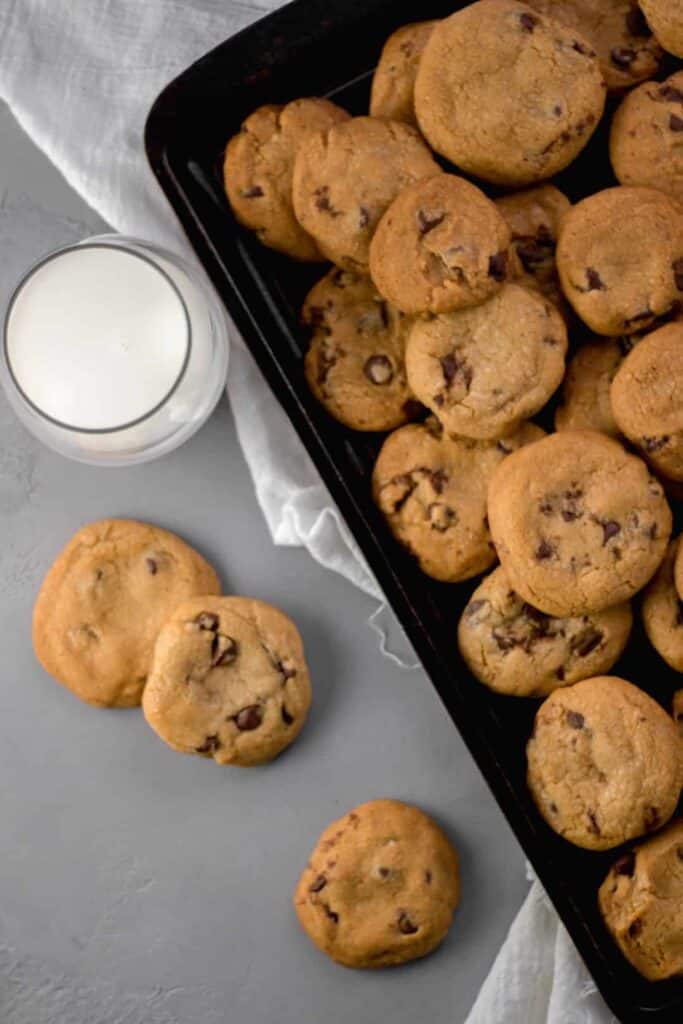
[1, 235, 230, 465]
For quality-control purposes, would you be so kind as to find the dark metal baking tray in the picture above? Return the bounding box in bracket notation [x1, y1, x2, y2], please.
[144, 3, 683, 1019]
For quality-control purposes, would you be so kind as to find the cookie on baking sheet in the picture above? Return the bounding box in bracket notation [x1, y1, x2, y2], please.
[302, 268, 419, 432]
[495, 184, 570, 312]
[487, 430, 672, 617]
[642, 537, 683, 672]
[32, 519, 221, 708]
[405, 283, 567, 440]
[610, 71, 683, 204]
[527, 675, 682, 850]
[556, 186, 683, 336]
[294, 799, 460, 968]
[142, 596, 311, 766]
[414, 0, 606, 186]
[599, 820, 683, 981]
[554, 334, 637, 437]
[458, 565, 632, 698]
[369, 174, 511, 316]
[369, 21, 438, 127]
[611, 322, 683, 481]
[372, 417, 544, 583]
[639, 0, 683, 59]
[223, 98, 350, 261]
[292, 116, 438, 272]
[524, 0, 662, 91]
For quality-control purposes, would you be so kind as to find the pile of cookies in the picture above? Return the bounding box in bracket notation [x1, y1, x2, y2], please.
[224, 0, 683, 980]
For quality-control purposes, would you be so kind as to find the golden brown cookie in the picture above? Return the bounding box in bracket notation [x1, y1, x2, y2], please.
[369, 21, 438, 127]
[142, 596, 311, 766]
[302, 268, 419, 431]
[369, 174, 511, 316]
[487, 430, 672, 616]
[414, 0, 606, 186]
[639, 0, 683, 58]
[32, 519, 221, 708]
[610, 71, 683, 203]
[642, 537, 683, 671]
[405, 284, 567, 440]
[554, 334, 637, 437]
[372, 417, 544, 583]
[223, 99, 350, 261]
[292, 116, 438, 271]
[527, 675, 682, 850]
[294, 799, 460, 968]
[458, 565, 632, 697]
[556, 186, 683, 336]
[599, 820, 683, 981]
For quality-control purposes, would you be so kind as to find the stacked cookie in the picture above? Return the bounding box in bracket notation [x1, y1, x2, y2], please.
[223, 0, 683, 980]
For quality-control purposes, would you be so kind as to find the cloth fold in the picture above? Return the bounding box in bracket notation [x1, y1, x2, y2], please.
[0, 0, 614, 1019]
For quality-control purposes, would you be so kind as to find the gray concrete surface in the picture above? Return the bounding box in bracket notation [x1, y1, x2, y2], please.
[0, 100, 528, 1024]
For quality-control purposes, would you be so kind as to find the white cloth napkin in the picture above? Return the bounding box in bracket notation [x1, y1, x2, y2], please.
[0, 1, 616, 1020]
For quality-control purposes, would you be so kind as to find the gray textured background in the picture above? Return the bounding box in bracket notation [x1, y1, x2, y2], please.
[0, 100, 527, 1024]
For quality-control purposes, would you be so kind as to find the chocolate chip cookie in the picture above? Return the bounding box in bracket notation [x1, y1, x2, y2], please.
[524, 1, 662, 91]
[458, 565, 632, 697]
[372, 417, 544, 582]
[611, 321, 683, 480]
[487, 430, 672, 616]
[554, 334, 638, 437]
[142, 596, 311, 766]
[369, 174, 511, 316]
[302, 268, 419, 431]
[292, 116, 438, 271]
[527, 675, 682, 850]
[32, 519, 221, 708]
[556, 186, 683, 336]
[405, 283, 567, 440]
[642, 537, 683, 671]
[611, 71, 683, 209]
[599, 819, 683, 981]
[639, 0, 683, 59]
[369, 21, 438, 127]
[414, 0, 606, 186]
[224, 98, 350, 261]
[294, 799, 460, 968]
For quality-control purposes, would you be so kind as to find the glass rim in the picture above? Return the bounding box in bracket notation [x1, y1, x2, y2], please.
[2, 239, 193, 435]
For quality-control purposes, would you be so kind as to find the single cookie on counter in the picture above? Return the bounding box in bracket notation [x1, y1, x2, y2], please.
[372, 417, 544, 583]
[292, 116, 438, 272]
[610, 71, 683, 203]
[599, 820, 683, 981]
[527, 675, 682, 850]
[294, 799, 460, 968]
[524, 0, 662, 91]
[495, 185, 570, 312]
[302, 268, 419, 432]
[414, 0, 606, 186]
[639, 0, 683, 58]
[369, 21, 438, 127]
[458, 565, 632, 697]
[142, 596, 311, 766]
[611, 321, 683, 481]
[556, 186, 683, 336]
[223, 98, 350, 261]
[642, 537, 683, 671]
[405, 283, 567, 440]
[369, 174, 512, 316]
[554, 334, 638, 437]
[487, 430, 672, 617]
[33, 519, 221, 708]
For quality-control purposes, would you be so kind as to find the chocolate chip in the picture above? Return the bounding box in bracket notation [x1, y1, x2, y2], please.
[234, 705, 263, 731]
[519, 11, 539, 31]
[659, 84, 683, 104]
[556, 666, 565, 681]
[611, 46, 636, 68]
[145, 558, 158, 575]
[601, 520, 621, 545]
[212, 633, 238, 667]
[323, 904, 339, 923]
[644, 806, 660, 831]
[309, 874, 327, 893]
[553, 105, 562, 117]
[196, 734, 221, 754]
[364, 354, 394, 385]
[488, 250, 508, 281]
[440, 353, 473, 392]
[572, 40, 596, 57]
[493, 632, 518, 652]
[567, 710, 585, 729]
[614, 852, 636, 877]
[673, 259, 683, 291]
[671, 114, 683, 132]
[465, 599, 486, 618]
[377, 866, 391, 879]
[626, 5, 651, 36]
[359, 206, 370, 229]
[642, 434, 670, 453]
[535, 539, 556, 561]
[240, 185, 264, 198]
[628, 918, 642, 938]
[196, 612, 219, 631]
[549, 802, 559, 815]
[585, 267, 605, 291]
[587, 811, 601, 835]
[417, 210, 445, 236]
[428, 502, 456, 532]
[571, 629, 603, 658]
[281, 706, 294, 725]
[275, 658, 297, 682]
[80, 624, 99, 641]
[429, 468, 448, 494]
[398, 912, 419, 934]
[314, 186, 341, 217]
[424, 870, 432, 884]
